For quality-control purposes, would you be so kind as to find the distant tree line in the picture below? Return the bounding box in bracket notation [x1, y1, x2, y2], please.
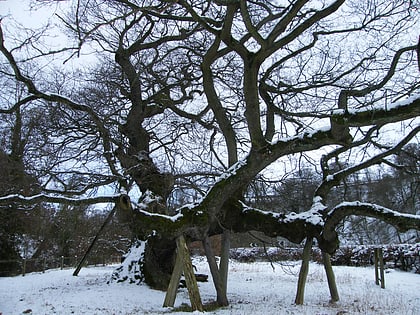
[0, 149, 131, 276]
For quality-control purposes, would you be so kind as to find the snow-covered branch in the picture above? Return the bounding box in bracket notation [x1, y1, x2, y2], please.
[321, 202, 420, 253]
[343, 93, 420, 127]
[0, 193, 119, 206]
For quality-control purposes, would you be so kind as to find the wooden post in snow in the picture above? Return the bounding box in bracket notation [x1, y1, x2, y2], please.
[374, 247, 385, 289]
[374, 248, 379, 285]
[73, 195, 129, 276]
[22, 258, 26, 276]
[295, 237, 313, 305]
[163, 247, 184, 307]
[322, 251, 339, 302]
[379, 248, 385, 289]
[163, 235, 204, 312]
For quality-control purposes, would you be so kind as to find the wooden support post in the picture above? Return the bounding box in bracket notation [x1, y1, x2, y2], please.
[374, 248, 379, 285]
[22, 258, 26, 277]
[374, 248, 385, 289]
[322, 251, 339, 302]
[177, 235, 204, 312]
[163, 247, 184, 307]
[203, 235, 228, 306]
[163, 235, 203, 312]
[295, 237, 313, 305]
[73, 204, 118, 276]
[219, 230, 231, 303]
[379, 248, 385, 289]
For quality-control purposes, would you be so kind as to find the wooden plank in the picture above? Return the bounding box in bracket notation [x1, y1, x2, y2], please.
[163, 248, 183, 307]
[177, 235, 204, 312]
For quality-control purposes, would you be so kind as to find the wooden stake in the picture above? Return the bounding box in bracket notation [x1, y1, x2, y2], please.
[374, 248, 379, 285]
[295, 237, 313, 305]
[379, 248, 385, 289]
[22, 258, 26, 277]
[322, 251, 339, 302]
[163, 248, 183, 307]
[374, 247, 385, 289]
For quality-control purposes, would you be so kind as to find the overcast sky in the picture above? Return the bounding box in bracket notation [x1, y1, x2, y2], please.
[0, 0, 60, 27]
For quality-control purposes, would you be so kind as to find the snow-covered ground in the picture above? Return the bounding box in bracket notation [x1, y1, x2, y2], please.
[1, 256, 419, 315]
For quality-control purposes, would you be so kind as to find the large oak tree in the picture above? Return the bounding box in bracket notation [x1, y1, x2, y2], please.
[1, 0, 419, 306]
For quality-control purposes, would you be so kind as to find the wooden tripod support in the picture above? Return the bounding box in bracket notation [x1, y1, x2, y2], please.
[163, 235, 203, 311]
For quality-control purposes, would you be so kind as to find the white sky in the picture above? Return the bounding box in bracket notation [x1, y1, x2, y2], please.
[0, 0, 72, 53]
[0, 0, 100, 71]
[0, 0, 59, 26]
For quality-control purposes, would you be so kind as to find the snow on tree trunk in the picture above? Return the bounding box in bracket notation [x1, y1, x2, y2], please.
[109, 241, 146, 285]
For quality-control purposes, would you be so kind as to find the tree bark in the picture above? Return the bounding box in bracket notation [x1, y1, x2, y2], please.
[143, 235, 177, 291]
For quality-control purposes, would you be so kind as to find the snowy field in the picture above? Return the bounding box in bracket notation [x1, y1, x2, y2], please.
[1, 256, 419, 315]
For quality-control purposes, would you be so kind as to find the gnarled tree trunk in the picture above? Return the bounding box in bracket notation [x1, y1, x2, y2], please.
[143, 235, 177, 290]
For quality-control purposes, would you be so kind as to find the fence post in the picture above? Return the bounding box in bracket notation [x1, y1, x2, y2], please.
[61, 256, 64, 270]
[22, 258, 26, 277]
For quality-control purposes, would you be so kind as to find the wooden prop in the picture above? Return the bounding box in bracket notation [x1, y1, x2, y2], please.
[163, 235, 203, 312]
